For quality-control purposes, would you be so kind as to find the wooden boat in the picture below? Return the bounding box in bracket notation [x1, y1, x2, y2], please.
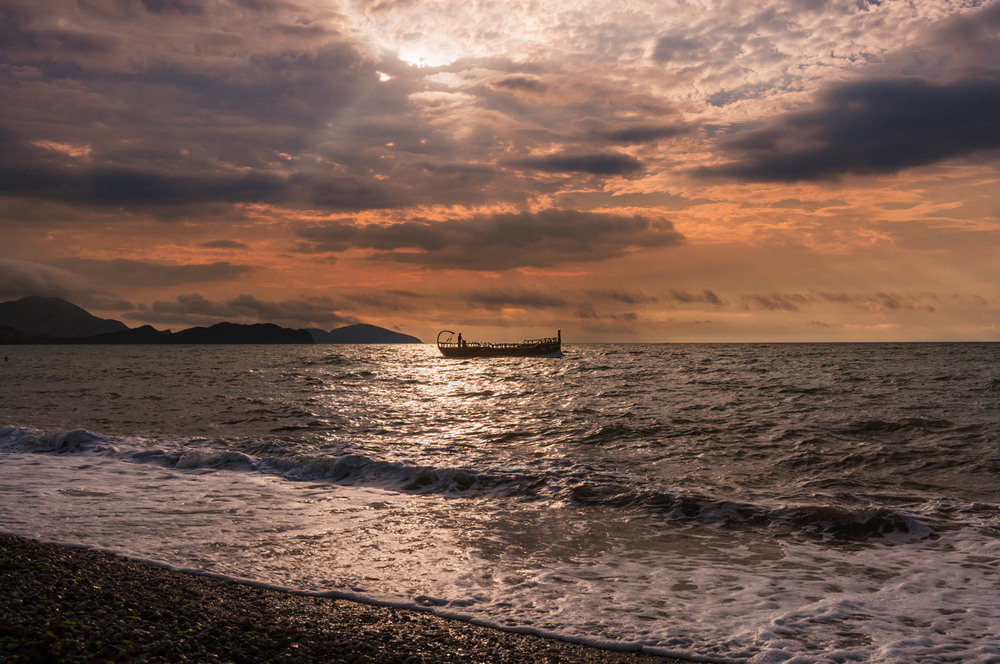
[437, 329, 562, 358]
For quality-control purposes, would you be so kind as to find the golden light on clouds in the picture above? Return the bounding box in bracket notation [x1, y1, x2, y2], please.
[1, 0, 998, 341]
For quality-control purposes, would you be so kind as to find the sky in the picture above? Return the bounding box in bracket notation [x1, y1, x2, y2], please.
[2, 0, 999, 342]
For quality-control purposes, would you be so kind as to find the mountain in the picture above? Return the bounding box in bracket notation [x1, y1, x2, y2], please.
[0, 296, 420, 344]
[56, 323, 312, 344]
[73, 325, 175, 344]
[0, 325, 59, 344]
[0, 295, 128, 337]
[307, 323, 422, 344]
[170, 322, 313, 344]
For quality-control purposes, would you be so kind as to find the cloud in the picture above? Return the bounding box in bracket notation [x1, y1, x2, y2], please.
[296, 208, 685, 270]
[740, 291, 940, 313]
[465, 288, 569, 310]
[0, 1, 429, 212]
[493, 76, 547, 93]
[129, 293, 354, 328]
[506, 152, 644, 175]
[651, 33, 718, 65]
[141, 0, 206, 16]
[699, 76, 1000, 181]
[49, 258, 255, 287]
[595, 124, 689, 145]
[0, 4, 115, 55]
[742, 293, 811, 311]
[666, 290, 724, 305]
[0, 160, 284, 207]
[340, 292, 418, 312]
[586, 289, 660, 304]
[698, 3, 1000, 181]
[816, 291, 937, 313]
[0, 130, 396, 210]
[576, 303, 639, 322]
[200, 240, 250, 250]
[0, 259, 98, 301]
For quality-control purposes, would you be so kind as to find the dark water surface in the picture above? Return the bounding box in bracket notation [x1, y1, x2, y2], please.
[2, 343, 998, 662]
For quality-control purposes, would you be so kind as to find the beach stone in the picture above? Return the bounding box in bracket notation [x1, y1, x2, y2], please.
[1, 534, 683, 664]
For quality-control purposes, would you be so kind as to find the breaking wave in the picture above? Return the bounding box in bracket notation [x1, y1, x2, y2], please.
[1, 425, 935, 543]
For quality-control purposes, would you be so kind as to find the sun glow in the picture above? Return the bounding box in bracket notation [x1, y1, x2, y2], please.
[396, 42, 460, 68]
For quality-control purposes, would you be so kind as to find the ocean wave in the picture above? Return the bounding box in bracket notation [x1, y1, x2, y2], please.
[0, 426, 938, 543]
[0, 426, 542, 498]
[839, 417, 956, 437]
[578, 422, 669, 445]
[0, 427, 119, 455]
[564, 481, 932, 542]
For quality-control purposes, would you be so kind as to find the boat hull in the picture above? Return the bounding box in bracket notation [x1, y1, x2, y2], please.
[438, 342, 561, 358]
[436, 329, 562, 358]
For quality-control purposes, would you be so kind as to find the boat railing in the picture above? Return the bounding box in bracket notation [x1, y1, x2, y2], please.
[437, 336, 559, 348]
[437, 329, 561, 350]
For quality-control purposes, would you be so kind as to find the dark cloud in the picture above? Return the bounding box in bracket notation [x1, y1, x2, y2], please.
[576, 303, 639, 322]
[130, 293, 353, 327]
[707, 81, 783, 108]
[49, 258, 255, 287]
[466, 288, 569, 310]
[0, 128, 394, 208]
[739, 291, 939, 313]
[200, 240, 250, 250]
[742, 293, 811, 311]
[493, 76, 547, 93]
[586, 289, 659, 304]
[0, 259, 98, 301]
[340, 293, 417, 312]
[0, 160, 283, 207]
[699, 75, 1000, 181]
[817, 291, 937, 313]
[697, 2, 1000, 182]
[0, 258, 140, 312]
[186, 44, 370, 126]
[651, 34, 708, 63]
[225, 294, 350, 325]
[505, 152, 644, 175]
[142, 0, 206, 15]
[296, 208, 685, 270]
[0, 2, 451, 213]
[666, 290, 723, 305]
[0, 4, 115, 55]
[596, 124, 688, 144]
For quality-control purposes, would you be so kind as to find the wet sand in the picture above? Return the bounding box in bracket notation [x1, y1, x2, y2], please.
[0, 534, 690, 663]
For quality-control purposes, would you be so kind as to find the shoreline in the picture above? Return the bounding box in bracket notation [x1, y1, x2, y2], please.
[0, 533, 691, 663]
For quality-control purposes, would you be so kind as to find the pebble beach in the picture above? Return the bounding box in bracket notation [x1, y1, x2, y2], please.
[0, 534, 686, 664]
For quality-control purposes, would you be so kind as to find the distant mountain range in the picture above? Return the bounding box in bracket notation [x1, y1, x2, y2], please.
[0, 295, 128, 338]
[0, 296, 422, 345]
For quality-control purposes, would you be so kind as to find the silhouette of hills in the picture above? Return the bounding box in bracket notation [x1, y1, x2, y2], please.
[70, 322, 313, 345]
[0, 325, 60, 344]
[72, 325, 174, 344]
[171, 322, 313, 344]
[306, 324, 421, 344]
[0, 296, 422, 344]
[0, 295, 128, 338]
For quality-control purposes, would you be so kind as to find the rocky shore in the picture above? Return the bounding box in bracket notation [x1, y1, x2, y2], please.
[0, 534, 687, 663]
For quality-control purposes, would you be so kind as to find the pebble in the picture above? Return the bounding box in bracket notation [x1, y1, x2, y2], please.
[1, 534, 682, 664]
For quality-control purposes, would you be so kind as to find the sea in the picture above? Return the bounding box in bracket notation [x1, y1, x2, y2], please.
[1, 343, 998, 663]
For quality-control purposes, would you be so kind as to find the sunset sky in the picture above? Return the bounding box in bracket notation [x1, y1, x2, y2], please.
[2, 0, 999, 342]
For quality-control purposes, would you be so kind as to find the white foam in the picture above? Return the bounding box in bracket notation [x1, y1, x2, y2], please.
[2, 451, 998, 663]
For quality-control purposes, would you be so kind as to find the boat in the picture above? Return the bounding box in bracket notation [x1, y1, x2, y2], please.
[437, 329, 562, 358]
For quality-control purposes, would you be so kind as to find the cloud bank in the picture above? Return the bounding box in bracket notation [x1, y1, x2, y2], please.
[296, 209, 685, 270]
[699, 3, 1000, 181]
